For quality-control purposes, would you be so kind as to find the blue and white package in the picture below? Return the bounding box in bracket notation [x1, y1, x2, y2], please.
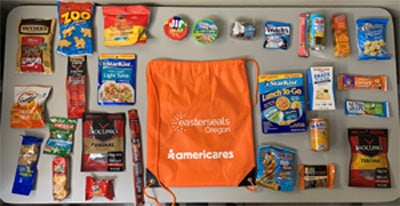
[98, 54, 136, 105]
[259, 73, 307, 134]
[56, 1, 94, 56]
[264, 21, 291, 50]
[307, 66, 335, 111]
[12, 135, 43, 196]
[256, 145, 295, 192]
[356, 18, 390, 60]
[344, 99, 390, 118]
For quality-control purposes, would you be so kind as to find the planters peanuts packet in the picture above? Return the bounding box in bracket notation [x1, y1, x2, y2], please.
[256, 145, 296, 192]
[259, 73, 307, 134]
[56, 1, 94, 56]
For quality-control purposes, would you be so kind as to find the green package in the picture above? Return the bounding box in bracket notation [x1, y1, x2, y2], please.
[43, 117, 77, 156]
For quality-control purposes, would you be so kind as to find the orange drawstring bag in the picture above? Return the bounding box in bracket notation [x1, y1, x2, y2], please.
[145, 58, 259, 201]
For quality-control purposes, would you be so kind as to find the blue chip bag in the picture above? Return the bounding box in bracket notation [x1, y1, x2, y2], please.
[356, 18, 390, 60]
[98, 54, 136, 105]
[56, 1, 94, 56]
[264, 21, 291, 50]
[12, 135, 43, 196]
[256, 145, 295, 192]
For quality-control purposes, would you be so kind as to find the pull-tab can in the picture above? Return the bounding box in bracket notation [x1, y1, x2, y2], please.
[309, 118, 329, 151]
[309, 13, 325, 50]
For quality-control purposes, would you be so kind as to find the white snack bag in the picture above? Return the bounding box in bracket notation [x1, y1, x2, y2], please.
[307, 66, 336, 111]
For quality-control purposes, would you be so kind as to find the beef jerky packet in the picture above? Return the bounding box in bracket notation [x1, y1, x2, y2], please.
[17, 18, 56, 74]
[66, 56, 87, 118]
[348, 129, 390, 188]
[82, 112, 126, 172]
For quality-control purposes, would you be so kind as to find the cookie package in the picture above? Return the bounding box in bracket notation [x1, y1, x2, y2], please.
[307, 66, 336, 111]
[258, 73, 307, 134]
[256, 145, 295, 192]
[56, 1, 94, 56]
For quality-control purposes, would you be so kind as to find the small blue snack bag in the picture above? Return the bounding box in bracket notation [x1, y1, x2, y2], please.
[264, 21, 291, 50]
[12, 135, 43, 196]
[56, 1, 94, 56]
[356, 18, 390, 60]
[98, 54, 136, 105]
[256, 145, 295, 192]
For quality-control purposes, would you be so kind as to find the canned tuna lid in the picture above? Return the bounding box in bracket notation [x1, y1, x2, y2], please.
[192, 18, 219, 45]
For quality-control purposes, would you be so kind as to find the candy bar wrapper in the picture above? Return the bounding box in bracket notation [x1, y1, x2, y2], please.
[345, 99, 389, 118]
[338, 74, 387, 91]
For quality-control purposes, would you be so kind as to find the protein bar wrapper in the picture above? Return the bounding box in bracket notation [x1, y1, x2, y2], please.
[345, 99, 389, 118]
[338, 74, 387, 91]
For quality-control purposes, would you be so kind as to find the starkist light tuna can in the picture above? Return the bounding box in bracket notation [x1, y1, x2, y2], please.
[309, 118, 329, 151]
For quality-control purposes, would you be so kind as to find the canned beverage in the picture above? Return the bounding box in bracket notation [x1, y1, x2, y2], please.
[309, 13, 325, 50]
[309, 118, 329, 151]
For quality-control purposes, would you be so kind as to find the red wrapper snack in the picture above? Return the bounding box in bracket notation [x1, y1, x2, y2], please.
[348, 129, 390, 188]
[337, 74, 387, 91]
[85, 176, 115, 200]
[53, 156, 70, 200]
[66, 56, 87, 118]
[102, 5, 150, 46]
[298, 13, 309, 57]
[81, 113, 126, 172]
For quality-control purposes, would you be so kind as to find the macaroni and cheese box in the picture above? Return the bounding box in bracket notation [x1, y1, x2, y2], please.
[259, 73, 307, 134]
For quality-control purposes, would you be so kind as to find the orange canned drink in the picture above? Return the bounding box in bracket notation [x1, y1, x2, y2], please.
[309, 118, 329, 151]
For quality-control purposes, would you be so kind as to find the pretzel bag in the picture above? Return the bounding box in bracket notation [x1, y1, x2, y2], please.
[146, 59, 257, 187]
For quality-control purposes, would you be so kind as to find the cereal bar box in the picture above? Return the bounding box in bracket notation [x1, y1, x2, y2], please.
[258, 73, 307, 134]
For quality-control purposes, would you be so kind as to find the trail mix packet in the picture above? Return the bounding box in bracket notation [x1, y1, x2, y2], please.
[338, 74, 387, 91]
[11, 85, 51, 128]
[56, 1, 94, 56]
[98, 54, 136, 105]
[102, 5, 150, 46]
[348, 129, 390, 188]
[264, 21, 291, 50]
[17, 18, 56, 74]
[356, 18, 390, 60]
[82, 112, 126, 172]
[86, 176, 115, 200]
[66, 56, 87, 118]
[256, 145, 295, 192]
[12, 135, 43, 196]
[299, 164, 335, 189]
[43, 117, 77, 156]
[345, 99, 389, 118]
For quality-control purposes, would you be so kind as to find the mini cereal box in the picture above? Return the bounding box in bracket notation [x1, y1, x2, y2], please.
[259, 73, 307, 134]
[307, 66, 336, 111]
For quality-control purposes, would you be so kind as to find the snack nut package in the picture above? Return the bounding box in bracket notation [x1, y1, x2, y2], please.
[17, 18, 56, 74]
[299, 164, 335, 189]
[307, 66, 336, 111]
[256, 145, 295, 191]
[258, 73, 307, 134]
[56, 1, 94, 56]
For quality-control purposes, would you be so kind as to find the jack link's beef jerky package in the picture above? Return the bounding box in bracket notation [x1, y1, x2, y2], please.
[82, 112, 126, 172]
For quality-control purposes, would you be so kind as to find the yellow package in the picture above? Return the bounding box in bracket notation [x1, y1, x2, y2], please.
[102, 5, 150, 46]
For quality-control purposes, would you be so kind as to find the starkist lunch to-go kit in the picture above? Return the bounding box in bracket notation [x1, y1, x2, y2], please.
[5, 2, 397, 205]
